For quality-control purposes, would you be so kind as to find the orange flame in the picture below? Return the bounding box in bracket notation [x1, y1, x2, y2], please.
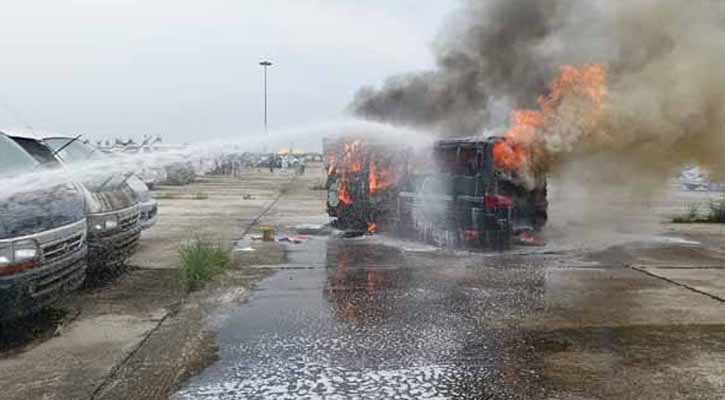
[343, 140, 364, 173]
[369, 160, 397, 195]
[339, 179, 352, 205]
[494, 64, 608, 171]
[368, 223, 377, 234]
[333, 139, 366, 206]
[328, 137, 402, 213]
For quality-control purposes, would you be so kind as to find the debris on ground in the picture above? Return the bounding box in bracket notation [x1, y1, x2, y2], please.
[261, 227, 275, 242]
[276, 235, 309, 244]
[234, 247, 256, 252]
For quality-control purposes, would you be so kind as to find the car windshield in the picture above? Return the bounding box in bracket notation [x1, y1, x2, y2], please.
[44, 138, 106, 164]
[45, 138, 129, 190]
[0, 134, 39, 176]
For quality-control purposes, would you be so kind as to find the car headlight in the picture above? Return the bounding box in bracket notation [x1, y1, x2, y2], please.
[0, 240, 41, 275]
[13, 240, 40, 262]
[0, 243, 12, 266]
[90, 216, 119, 231]
[105, 218, 118, 230]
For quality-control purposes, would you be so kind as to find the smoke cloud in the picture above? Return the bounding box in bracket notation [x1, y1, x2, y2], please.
[350, 0, 725, 186]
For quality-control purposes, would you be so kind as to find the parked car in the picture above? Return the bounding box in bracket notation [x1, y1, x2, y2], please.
[164, 161, 195, 185]
[125, 175, 159, 230]
[9, 134, 142, 282]
[0, 132, 88, 321]
[108, 145, 168, 190]
[96, 151, 161, 229]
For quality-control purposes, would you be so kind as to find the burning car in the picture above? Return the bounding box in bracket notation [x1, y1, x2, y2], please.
[324, 137, 408, 234]
[9, 134, 142, 283]
[0, 132, 88, 321]
[324, 136, 547, 250]
[399, 138, 547, 249]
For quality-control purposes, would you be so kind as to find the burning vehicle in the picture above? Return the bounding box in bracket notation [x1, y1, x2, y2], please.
[324, 136, 547, 249]
[324, 137, 408, 235]
[9, 134, 143, 282]
[0, 132, 88, 321]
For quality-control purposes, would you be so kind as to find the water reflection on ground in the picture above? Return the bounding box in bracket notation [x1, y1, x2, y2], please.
[175, 236, 549, 399]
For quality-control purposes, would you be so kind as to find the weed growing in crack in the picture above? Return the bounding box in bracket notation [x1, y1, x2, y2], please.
[177, 239, 230, 291]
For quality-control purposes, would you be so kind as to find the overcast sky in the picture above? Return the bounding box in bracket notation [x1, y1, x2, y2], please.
[0, 0, 453, 144]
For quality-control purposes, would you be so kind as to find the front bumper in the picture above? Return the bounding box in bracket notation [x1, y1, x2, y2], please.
[0, 222, 88, 321]
[87, 206, 142, 274]
[139, 199, 159, 230]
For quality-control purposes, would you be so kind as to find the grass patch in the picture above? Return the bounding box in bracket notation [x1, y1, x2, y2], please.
[192, 191, 209, 200]
[673, 198, 725, 223]
[177, 239, 231, 291]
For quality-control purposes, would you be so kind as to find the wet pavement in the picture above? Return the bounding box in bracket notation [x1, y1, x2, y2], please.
[175, 237, 560, 399]
[173, 229, 725, 399]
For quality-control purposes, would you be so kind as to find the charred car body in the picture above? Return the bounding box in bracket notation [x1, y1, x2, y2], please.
[9, 134, 142, 281]
[325, 137, 547, 249]
[0, 132, 88, 320]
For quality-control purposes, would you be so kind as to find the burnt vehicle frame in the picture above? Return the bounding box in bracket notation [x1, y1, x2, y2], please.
[324, 136, 547, 250]
[324, 137, 406, 234]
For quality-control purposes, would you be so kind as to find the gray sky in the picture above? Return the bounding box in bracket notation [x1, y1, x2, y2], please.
[0, 0, 453, 144]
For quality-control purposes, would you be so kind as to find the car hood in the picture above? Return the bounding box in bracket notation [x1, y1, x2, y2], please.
[89, 185, 139, 213]
[0, 181, 86, 239]
[79, 174, 140, 213]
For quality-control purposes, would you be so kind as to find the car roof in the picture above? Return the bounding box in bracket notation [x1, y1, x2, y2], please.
[435, 137, 505, 149]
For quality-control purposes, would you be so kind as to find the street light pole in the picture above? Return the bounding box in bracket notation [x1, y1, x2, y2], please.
[259, 60, 273, 137]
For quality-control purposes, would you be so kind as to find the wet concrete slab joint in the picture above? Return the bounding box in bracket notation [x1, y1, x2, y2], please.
[528, 267, 725, 329]
[633, 265, 725, 303]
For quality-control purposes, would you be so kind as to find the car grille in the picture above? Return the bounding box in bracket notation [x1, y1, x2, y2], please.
[42, 233, 85, 263]
[31, 256, 86, 299]
[119, 211, 140, 231]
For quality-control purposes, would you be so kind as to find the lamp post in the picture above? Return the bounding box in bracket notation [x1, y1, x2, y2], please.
[259, 60, 273, 137]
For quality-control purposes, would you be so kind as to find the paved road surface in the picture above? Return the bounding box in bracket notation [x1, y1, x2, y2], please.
[175, 227, 725, 399]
